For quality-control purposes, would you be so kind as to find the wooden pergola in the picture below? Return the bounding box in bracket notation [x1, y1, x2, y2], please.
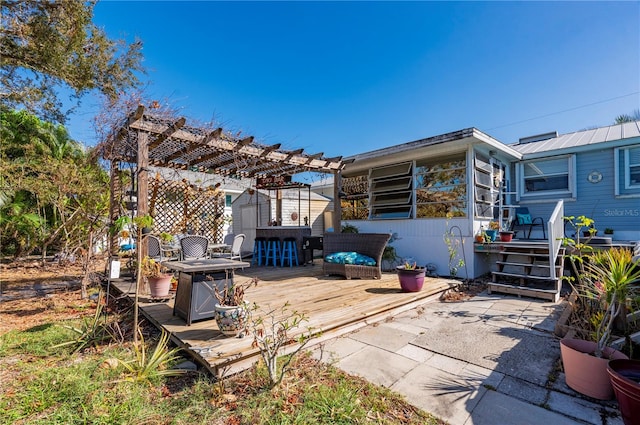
[99, 105, 350, 248]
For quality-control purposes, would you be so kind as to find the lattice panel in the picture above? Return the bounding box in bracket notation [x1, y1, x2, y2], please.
[149, 178, 225, 243]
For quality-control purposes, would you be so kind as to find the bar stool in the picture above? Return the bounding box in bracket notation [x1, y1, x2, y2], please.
[280, 237, 299, 267]
[252, 237, 267, 266]
[265, 237, 281, 266]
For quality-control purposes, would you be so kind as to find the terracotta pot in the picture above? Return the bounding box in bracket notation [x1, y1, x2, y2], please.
[560, 338, 628, 400]
[148, 275, 172, 298]
[397, 267, 425, 292]
[607, 359, 640, 425]
[499, 231, 514, 242]
[214, 303, 248, 336]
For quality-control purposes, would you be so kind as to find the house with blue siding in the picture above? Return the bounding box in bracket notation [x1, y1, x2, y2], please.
[509, 121, 640, 241]
[331, 121, 640, 285]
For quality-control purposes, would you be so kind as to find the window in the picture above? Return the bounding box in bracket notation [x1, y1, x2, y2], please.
[369, 162, 413, 219]
[520, 156, 574, 197]
[225, 194, 232, 207]
[474, 152, 504, 218]
[340, 174, 369, 220]
[415, 156, 467, 218]
[625, 146, 640, 189]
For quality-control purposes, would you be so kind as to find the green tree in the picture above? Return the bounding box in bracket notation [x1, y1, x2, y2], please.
[614, 109, 640, 124]
[1, 0, 144, 124]
[0, 109, 109, 260]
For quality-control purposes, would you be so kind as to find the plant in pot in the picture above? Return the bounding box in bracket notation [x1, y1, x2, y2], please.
[485, 221, 500, 242]
[396, 260, 426, 292]
[140, 256, 173, 298]
[560, 238, 640, 400]
[213, 276, 259, 337]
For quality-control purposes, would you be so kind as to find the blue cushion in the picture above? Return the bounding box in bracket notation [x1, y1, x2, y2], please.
[517, 213, 532, 225]
[324, 252, 377, 266]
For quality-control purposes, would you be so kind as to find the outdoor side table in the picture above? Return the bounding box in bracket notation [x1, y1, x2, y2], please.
[302, 236, 323, 265]
[163, 258, 250, 325]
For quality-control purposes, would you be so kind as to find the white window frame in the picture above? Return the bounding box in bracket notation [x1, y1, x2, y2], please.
[624, 145, 640, 189]
[518, 155, 575, 199]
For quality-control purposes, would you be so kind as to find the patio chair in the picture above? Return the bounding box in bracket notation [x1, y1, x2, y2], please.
[227, 234, 245, 261]
[147, 235, 178, 262]
[510, 207, 546, 239]
[180, 235, 209, 260]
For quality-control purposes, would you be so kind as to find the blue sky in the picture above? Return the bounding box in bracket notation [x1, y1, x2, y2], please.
[68, 1, 639, 162]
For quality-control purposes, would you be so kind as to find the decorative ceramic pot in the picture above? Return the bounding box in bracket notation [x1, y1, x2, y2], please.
[485, 229, 498, 242]
[607, 359, 640, 425]
[214, 303, 248, 336]
[148, 275, 172, 298]
[560, 338, 628, 400]
[396, 266, 426, 292]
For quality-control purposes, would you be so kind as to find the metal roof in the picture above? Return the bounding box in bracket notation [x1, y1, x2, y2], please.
[511, 121, 640, 155]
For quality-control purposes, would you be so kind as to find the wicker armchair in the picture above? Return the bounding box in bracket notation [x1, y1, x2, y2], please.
[322, 232, 391, 279]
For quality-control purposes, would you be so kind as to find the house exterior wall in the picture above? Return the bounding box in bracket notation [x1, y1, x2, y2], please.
[516, 147, 640, 241]
[342, 217, 476, 279]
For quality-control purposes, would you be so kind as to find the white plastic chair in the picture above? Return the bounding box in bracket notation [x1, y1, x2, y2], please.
[227, 234, 245, 261]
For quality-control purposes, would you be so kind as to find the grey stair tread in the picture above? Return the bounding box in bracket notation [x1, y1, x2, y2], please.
[491, 271, 558, 281]
[487, 282, 560, 294]
[496, 261, 552, 268]
[499, 251, 550, 256]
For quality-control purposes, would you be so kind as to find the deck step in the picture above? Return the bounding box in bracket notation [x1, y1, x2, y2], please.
[491, 271, 558, 281]
[495, 261, 553, 269]
[487, 281, 561, 302]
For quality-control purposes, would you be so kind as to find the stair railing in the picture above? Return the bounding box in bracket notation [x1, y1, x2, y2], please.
[547, 199, 564, 280]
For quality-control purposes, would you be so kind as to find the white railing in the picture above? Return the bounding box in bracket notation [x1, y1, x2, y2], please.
[547, 200, 564, 280]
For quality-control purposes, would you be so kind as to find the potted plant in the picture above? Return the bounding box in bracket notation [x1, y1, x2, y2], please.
[560, 233, 640, 399]
[140, 256, 173, 298]
[485, 221, 500, 242]
[604, 228, 614, 236]
[396, 260, 426, 292]
[213, 276, 259, 336]
[499, 229, 514, 242]
[159, 232, 174, 244]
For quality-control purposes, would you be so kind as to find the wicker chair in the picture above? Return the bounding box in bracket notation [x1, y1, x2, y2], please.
[322, 232, 391, 279]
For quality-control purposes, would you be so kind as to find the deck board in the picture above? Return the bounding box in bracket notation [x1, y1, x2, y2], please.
[110, 261, 458, 376]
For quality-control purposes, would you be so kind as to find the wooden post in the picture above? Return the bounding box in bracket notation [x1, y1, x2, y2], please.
[109, 161, 120, 257]
[333, 170, 342, 232]
[137, 131, 149, 255]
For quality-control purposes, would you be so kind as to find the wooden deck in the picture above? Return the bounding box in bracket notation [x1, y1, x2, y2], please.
[109, 261, 458, 376]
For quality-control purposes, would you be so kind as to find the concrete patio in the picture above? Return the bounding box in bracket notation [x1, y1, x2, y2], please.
[311, 291, 624, 425]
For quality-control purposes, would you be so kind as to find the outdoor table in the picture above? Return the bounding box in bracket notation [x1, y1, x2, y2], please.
[163, 258, 250, 325]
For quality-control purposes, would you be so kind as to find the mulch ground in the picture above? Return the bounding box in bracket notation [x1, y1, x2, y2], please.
[0, 259, 106, 333]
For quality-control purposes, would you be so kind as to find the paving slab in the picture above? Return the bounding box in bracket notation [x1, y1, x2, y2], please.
[391, 361, 486, 425]
[496, 375, 548, 405]
[468, 390, 584, 425]
[547, 389, 609, 424]
[411, 319, 559, 386]
[334, 345, 418, 388]
[347, 323, 417, 352]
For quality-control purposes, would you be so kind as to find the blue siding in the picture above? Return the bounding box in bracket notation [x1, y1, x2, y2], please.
[520, 148, 640, 237]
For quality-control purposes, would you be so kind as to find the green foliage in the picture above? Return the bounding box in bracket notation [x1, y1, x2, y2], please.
[50, 299, 119, 353]
[340, 223, 359, 233]
[0, 109, 109, 257]
[117, 329, 186, 384]
[614, 109, 640, 124]
[1, 1, 144, 124]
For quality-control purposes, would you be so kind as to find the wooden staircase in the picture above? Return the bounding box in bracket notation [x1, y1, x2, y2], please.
[489, 241, 564, 302]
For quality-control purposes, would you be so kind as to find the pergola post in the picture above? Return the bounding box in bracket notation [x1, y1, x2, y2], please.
[137, 132, 149, 255]
[333, 170, 342, 232]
